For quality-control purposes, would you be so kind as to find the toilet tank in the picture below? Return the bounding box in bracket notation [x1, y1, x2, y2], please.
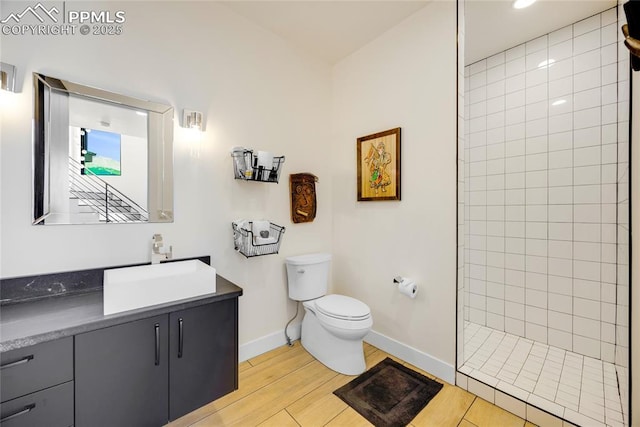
[285, 253, 331, 301]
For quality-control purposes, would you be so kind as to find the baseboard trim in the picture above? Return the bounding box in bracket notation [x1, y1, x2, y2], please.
[365, 329, 455, 384]
[239, 322, 301, 362]
[238, 326, 455, 384]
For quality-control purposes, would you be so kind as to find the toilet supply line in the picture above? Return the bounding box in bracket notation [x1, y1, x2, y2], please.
[284, 301, 299, 346]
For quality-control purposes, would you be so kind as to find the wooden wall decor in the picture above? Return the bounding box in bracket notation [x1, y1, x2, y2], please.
[290, 173, 318, 223]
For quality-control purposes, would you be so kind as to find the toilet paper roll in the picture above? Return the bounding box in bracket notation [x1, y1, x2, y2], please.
[398, 279, 417, 299]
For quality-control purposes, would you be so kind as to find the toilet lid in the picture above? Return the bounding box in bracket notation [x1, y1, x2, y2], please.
[315, 295, 370, 320]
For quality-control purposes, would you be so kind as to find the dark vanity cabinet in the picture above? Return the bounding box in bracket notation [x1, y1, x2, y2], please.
[0, 338, 74, 427]
[74, 298, 238, 426]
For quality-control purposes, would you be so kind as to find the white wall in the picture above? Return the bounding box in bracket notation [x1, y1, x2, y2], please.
[331, 1, 457, 373]
[0, 1, 332, 347]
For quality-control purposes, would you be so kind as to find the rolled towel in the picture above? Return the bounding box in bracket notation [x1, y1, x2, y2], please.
[254, 236, 277, 245]
[252, 221, 271, 244]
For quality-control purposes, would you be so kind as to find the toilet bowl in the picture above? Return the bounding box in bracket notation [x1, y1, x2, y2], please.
[285, 254, 373, 375]
[301, 295, 373, 375]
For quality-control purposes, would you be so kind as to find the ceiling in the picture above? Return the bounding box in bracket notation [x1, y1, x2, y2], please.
[221, 0, 618, 66]
[69, 95, 148, 138]
[222, 1, 429, 64]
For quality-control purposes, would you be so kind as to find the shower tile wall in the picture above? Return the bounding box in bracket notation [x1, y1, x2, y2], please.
[463, 8, 622, 363]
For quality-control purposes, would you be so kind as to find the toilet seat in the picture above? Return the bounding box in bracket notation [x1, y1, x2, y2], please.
[303, 294, 372, 331]
[314, 294, 371, 321]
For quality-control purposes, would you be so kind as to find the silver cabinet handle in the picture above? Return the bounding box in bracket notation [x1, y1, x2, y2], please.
[0, 355, 34, 370]
[154, 323, 160, 366]
[178, 318, 184, 359]
[0, 404, 35, 423]
[297, 269, 305, 274]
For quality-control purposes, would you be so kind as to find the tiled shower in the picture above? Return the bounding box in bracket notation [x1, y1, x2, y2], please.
[458, 6, 630, 427]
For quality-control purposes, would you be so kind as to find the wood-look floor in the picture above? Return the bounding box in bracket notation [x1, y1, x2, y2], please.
[167, 342, 537, 427]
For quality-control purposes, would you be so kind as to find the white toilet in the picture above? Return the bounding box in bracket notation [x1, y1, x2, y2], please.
[285, 253, 373, 375]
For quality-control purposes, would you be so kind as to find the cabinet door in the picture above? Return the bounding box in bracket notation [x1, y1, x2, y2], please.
[169, 298, 238, 421]
[75, 315, 169, 427]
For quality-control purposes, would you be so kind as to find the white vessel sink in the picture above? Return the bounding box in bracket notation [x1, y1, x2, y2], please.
[103, 260, 217, 315]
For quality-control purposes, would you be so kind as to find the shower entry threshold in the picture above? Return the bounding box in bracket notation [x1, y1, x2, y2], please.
[460, 322, 627, 427]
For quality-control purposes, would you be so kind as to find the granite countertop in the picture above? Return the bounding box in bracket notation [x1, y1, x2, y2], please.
[0, 275, 243, 352]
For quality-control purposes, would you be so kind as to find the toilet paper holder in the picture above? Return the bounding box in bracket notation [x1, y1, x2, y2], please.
[392, 276, 418, 298]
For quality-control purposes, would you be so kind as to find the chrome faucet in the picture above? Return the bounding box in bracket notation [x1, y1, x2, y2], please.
[151, 234, 172, 264]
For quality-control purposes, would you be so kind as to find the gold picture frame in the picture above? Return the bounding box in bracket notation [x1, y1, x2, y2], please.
[357, 127, 401, 201]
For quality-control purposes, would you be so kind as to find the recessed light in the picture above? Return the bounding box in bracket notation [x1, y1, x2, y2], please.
[552, 99, 567, 106]
[513, 0, 537, 9]
[538, 59, 556, 69]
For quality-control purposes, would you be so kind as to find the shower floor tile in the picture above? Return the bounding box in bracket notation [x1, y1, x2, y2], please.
[461, 322, 626, 427]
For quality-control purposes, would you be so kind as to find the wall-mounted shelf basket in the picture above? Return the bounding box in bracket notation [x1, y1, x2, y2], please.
[232, 221, 285, 258]
[231, 148, 285, 183]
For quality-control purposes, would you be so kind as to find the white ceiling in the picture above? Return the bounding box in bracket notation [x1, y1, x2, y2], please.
[221, 0, 618, 66]
[69, 95, 148, 138]
[222, 1, 430, 64]
[465, 0, 617, 64]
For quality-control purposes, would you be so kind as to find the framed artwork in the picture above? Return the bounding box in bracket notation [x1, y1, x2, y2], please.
[357, 127, 401, 201]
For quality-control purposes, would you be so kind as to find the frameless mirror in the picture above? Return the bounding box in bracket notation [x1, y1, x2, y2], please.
[33, 73, 174, 224]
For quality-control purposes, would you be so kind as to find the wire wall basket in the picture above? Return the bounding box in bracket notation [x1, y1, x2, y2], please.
[231, 148, 285, 183]
[232, 221, 285, 258]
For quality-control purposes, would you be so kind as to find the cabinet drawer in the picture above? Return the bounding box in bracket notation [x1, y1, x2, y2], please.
[0, 337, 73, 402]
[0, 381, 73, 427]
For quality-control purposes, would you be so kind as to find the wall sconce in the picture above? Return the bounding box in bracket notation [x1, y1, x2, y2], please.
[0, 62, 16, 92]
[182, 109, 203, 131]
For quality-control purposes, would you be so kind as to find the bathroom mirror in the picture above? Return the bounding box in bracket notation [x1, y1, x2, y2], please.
[33, 73, 174, 224]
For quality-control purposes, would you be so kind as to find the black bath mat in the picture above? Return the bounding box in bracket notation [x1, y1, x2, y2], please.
[333, 357, 443, 427]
